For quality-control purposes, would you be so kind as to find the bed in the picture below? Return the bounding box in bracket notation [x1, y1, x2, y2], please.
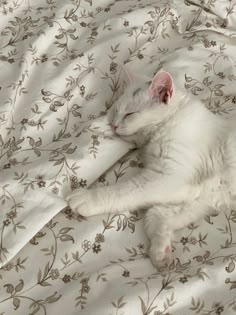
[1, 0, 236, 314]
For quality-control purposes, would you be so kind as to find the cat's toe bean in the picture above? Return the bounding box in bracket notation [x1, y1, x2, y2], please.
[164, 245, 171, 254]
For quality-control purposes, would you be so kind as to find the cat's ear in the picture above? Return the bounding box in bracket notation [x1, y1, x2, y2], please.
[149, 71, 173, 104]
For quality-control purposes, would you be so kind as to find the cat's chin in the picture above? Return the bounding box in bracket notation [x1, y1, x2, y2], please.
[115, 127, 136, 136]
[116, 130, 132, 138]
[115, 132, 138, 146]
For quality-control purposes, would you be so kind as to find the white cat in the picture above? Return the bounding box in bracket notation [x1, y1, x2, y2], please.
[67, 70, 236, 267]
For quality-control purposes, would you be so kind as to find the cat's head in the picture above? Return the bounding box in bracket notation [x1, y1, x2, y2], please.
[108, 70, 176, 137]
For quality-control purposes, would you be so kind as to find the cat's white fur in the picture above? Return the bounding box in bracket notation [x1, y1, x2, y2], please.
[67, 70, 236, 267]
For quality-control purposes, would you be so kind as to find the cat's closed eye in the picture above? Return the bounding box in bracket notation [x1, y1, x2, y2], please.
[124, 112, 135, 118]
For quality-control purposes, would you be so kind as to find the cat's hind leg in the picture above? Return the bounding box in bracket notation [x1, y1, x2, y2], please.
[144, 205, 174, 268]
[144, 199, 210, 268]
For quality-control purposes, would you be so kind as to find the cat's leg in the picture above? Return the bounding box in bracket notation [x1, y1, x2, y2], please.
[144, 206, 173, 268]
[144, 199, 211, 268]
[168, 200, 212, 231]
[66, 171, 195, 217]
[66, 178, 148, 217]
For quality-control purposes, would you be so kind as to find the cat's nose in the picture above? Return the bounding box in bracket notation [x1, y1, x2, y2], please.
[111, 124, 118, 130]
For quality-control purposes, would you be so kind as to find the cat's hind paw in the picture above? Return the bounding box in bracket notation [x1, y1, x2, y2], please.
[149, 242, 172, 268]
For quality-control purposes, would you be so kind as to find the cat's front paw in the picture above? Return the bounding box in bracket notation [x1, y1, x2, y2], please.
[66, 189, 101, 217]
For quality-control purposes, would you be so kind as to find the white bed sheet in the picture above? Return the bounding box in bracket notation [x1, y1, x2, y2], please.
[1, 0, 236, 314]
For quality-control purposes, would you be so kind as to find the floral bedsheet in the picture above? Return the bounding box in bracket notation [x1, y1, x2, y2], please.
[0, 0, 236, 314]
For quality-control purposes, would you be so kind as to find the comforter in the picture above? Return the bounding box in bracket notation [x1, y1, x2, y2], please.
[1, 0, 236, 314]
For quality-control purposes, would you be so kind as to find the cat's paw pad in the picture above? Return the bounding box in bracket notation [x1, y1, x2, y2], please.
[149, 243, 172, 268]
[164, 245, 171, 254]
[66, 189, 99, 217]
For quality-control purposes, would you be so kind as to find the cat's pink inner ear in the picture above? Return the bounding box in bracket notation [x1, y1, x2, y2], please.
[149, 71, 173, 104]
